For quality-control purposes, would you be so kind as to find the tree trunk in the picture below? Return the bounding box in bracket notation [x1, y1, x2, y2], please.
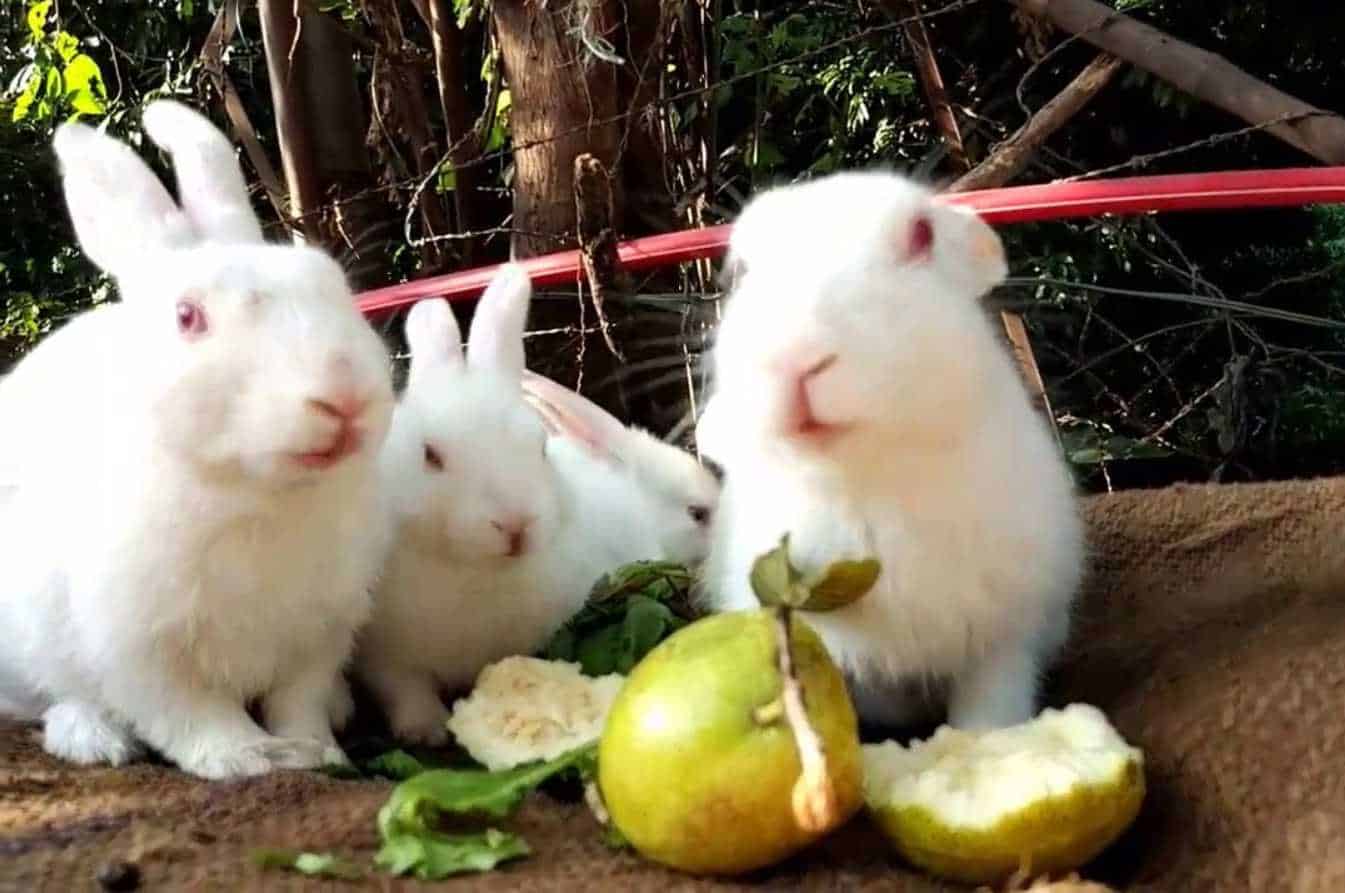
[362, 0, 454, 272]
[951, 53, 1123, 192]
[493, 0, 624, 258]
[255, 1, 391, 286]
[1008, 0, 1345, 164]
[257, 0, 323, 243]
[426, 0, 485, 262]
[619, 0, 676, 234]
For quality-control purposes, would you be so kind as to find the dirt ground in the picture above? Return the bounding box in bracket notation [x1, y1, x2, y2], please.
[6, 475, 1345, 891]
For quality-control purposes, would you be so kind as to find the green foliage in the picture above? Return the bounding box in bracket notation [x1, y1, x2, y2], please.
[374, 747, 593, 879]
[713, 6, 920, 181]
[543, 561, 694, 676]
[10, 1, 109, 123]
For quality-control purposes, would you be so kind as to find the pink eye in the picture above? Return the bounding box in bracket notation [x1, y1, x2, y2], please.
[175, 300, 208, 338]
[906, 215, 934, 262]
[424, 444, 445, 471]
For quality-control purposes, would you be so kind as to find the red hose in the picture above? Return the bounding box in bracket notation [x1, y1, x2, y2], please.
[356, 167, 1345, 317]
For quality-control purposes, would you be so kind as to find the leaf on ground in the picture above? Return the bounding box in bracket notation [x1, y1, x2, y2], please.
[375, 827, 529, 880]
[252, 848, 364, 881]
[377, 746, 596, 836]
[363, 749, 430, 780]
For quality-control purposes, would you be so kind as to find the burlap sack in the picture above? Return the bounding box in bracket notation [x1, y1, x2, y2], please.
[4, 476, 1345, 891]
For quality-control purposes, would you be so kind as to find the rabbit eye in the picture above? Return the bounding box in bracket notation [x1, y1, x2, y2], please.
[688, 505, 711, 526]
[175, 300, 208, 338]
[423, 444, 445, 471]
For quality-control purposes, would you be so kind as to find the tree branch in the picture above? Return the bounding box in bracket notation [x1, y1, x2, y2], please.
[893, 1, 969, 172]
[951, 53, 1123, 192]
[1008, 0, 1345, 164]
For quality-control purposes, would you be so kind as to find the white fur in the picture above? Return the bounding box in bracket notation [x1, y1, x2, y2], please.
[521, 369, 721, 568]
[0, 102, 395, 778]
[697, 171, 1084, 730]
[356, 269, 720, 746]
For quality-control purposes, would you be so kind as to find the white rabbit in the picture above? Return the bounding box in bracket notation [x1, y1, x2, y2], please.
[519, 369, 721, 568]
[696, 171, 1084, 731]
[356, 268, 722, 746]
[355, 266, 570, 745]
[0, 101, 395, 778]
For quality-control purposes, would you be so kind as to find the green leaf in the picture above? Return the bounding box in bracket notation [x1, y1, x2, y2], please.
[364, 749, 430, 780]
[750, 535, 802, 607]
[798, 558, 882, 611]
[375, 827, 528, 880]
[750, 536, 881, 611]
[51, 31, 79, 64]
[26, 0, 51, 43]
[542, 561, 692, 676]
[252, 848, 364, 881]
[62, 54, 107, 117]
[377, 746, 594, 838]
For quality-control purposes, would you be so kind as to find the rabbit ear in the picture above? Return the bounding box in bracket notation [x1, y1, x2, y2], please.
[467, 264, 532, 378]
[53, 120, 195, 278]
[141, 100, 264, 245]
[933, 203, 1007, 294]
[520, 370, 627, 464]
[522, 391, 570, 438]
[405, 298, 464, 382]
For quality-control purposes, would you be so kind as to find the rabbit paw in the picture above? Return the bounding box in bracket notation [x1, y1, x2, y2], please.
[179, 736, 342, 780]
[389, 699, 450, 747]
[42, 702, 143, 767]
[327, 679, 356, 732]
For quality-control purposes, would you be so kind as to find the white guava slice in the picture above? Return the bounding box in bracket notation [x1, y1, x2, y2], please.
[445, 656, 625, 770]
[863, 703, 1144, 885]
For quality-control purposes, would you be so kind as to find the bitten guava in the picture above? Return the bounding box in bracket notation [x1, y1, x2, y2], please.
[863, 703, 1145, 885]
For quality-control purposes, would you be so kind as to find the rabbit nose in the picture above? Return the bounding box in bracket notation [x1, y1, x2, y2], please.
[783, 353, 839, 437]
[308, 393, 368, 425]
[491, 518, 533, 557]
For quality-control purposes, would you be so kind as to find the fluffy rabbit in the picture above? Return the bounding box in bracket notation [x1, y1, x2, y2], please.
[356, 266, 569, 745]
[0, 101, 395, 778]
[696, 171, 1084, 730]
[520, 369, 721, 568]
[356, 268, 722, 746]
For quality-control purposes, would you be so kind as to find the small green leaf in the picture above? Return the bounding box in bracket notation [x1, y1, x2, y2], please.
[252, 848, 364, 881]
[375, 827, 528, 880]
[26, 0, 52, 43]
[749, 535, 803, 607]
[798, 558, 882, 611]
[750, 536, 881, 612]
[363, 749, 430, 780]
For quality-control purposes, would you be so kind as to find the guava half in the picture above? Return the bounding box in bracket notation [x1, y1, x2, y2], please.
[445, 656, 624, 771]
[863, 703, 1144, 885]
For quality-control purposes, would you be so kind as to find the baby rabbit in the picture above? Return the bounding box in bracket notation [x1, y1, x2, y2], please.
[0, 102, 395, 778]
[696, 171, 1084, 730]
[356, 268, 722, 746]
[520, 369, 721, 568]
[356, 266, 568, 745]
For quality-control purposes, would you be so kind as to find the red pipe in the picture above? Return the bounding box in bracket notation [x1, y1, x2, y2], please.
[356, 167, 1345, 316]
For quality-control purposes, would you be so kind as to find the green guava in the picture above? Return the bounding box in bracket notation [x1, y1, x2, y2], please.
[597, 608, 864, 876]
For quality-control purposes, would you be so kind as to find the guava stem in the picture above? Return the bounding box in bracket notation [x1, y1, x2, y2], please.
[774, 605, 841, 834]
